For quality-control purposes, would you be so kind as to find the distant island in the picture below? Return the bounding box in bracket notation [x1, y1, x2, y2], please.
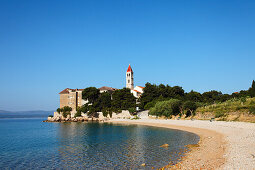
[0, 110, 54, 119]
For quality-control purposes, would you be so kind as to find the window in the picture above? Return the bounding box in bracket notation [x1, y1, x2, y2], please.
[128, 80, 130, 83]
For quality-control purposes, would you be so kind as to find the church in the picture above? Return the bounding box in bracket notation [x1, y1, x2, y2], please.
[58, 64, 144, 113]
[126, 64, 144, 98]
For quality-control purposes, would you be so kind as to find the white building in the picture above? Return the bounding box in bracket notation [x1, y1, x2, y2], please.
[126, 64, 144, 98]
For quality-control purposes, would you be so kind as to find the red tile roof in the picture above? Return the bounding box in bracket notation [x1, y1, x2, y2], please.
[133, 89, 141, 93]
[59, 88, 70, 94]
[127, 64, 133, 72]
[59, 88, 84, 94]
[137, 86, 145, 89]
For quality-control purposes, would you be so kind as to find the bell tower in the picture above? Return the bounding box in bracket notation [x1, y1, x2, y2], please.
[126, 64, 134, 89]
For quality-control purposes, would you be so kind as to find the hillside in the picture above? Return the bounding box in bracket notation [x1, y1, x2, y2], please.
[196, 97, 255, 122]
[0, 110, 54, 119]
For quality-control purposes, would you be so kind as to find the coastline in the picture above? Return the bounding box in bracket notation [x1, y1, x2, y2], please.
[109, 119, 225, 169]
[44, 117, 255, 169]
[108, 119, 255, 169]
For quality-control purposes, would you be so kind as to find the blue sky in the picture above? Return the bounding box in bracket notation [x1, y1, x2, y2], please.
[0, 0, 255, 111]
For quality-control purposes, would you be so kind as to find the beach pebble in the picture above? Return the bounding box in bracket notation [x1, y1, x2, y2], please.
[160, 144, 169, 148]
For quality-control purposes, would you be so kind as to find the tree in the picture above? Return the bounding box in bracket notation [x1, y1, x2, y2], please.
[74, 106, 82, 117]
[82, 87, 100, 104]
[168, 86, 185, 99]
[112, 88, 136, 110]
[102, 108, 112, 117]
[56, 108, 62, 114]
[62, 106, 72, 118]
[183, 101, 198, 117]
[219, 94, 231, 102]
[185, 90, 202, 102]
[202, 90, 222, 103]
[249, 80, 255, 97]
[149, 99, 182, 117]
[140, 83, 159, 109]
[98, 92, 112, 109]
[63, 106, 72, 112]
[158, 84, 168, 97]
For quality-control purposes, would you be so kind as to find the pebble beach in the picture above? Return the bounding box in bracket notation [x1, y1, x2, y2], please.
[109, 119, 255, 169]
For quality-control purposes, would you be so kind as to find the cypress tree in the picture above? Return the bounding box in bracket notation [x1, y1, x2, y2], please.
[249, 80, 255, 97]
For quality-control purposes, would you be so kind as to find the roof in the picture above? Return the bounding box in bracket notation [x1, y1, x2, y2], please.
[99, 86, 117, 91]
[137, 86, 145, 89]
[59, 88, 70, 94]
[59, 88, 84, 94]
[127, 64, 133, 72]
[133, 89, 142, 93]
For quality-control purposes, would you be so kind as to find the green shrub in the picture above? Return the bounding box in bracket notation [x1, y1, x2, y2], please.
[74, 112, 81, 117]
[48, 115, 53, 117]
[63, 106, 72, 112]
[74, 106, 82, 117]
[149, 99, 181, 117]
[102, 108, 113, 117]
[144, 101, 156, 110]
[215, 112, 225, 118]
[63, 112, 70, 118]
[249, 106, 255, 115]
[240, 97, 247, 103]
[128, 107, 136, 114]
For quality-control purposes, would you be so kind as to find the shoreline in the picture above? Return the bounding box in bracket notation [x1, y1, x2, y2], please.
[109, 119, 226, 169]
[44, 117, 255, 169]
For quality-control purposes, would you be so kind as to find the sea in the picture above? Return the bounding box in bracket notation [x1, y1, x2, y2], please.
[0, 117, 199, 169]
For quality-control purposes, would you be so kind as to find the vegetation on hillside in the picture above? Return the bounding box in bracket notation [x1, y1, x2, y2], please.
[197, 97, 255, 115]
[55, 80, 255, 121]
[141, 80, 255, 119]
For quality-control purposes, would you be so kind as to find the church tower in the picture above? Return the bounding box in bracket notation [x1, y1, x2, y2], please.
[126, 64, 134, 90]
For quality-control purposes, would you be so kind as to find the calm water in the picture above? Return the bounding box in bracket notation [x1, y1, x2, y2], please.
[0, 118, 199, 169]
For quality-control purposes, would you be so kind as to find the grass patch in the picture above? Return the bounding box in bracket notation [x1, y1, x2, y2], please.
[197, 97, 255, 115]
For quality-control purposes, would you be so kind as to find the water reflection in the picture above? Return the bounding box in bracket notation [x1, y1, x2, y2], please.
[56, 122, 199, 169]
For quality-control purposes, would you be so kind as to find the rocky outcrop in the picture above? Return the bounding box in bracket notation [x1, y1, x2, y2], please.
[45, 110, 133, 123]
[44, 116, 110, 123]
[111, 110, 132, 119]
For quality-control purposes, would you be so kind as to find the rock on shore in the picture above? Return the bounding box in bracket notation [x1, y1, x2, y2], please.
[44, 116, 109, 123]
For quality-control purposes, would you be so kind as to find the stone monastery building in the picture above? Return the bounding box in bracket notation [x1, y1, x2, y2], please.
[58, 64, 144, 113]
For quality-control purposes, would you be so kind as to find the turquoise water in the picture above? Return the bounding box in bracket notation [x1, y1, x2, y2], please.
[0, 118, 199, 169]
